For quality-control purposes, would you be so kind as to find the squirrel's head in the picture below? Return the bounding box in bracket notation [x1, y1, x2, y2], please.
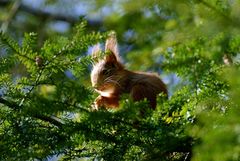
[91, 34, 124, 96]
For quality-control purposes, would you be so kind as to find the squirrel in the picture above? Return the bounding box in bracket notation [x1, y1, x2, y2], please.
[91, 34, 167, 110]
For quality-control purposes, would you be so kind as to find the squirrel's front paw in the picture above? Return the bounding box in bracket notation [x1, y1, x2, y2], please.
[92, 96, 105, 110]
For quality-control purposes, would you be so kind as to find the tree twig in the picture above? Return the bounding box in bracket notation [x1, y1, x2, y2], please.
[0, 97, 18, 110]
[0, 0, 21, 33]
[0, 0, 102, 27]
[0, 97, 64, 128]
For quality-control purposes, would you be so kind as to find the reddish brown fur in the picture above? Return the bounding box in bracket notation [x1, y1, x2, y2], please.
[91, 34, 167, 109]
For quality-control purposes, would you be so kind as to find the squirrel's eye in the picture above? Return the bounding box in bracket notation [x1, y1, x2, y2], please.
[102, 69, 109, 75]
[109, 63, 116, 69]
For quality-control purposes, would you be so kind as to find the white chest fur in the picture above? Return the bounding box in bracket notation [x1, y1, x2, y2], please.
[95, 88, 115, 98]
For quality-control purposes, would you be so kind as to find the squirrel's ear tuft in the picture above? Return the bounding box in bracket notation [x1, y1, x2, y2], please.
[105, 32, 121, 62]
[91, 44, 101, 62]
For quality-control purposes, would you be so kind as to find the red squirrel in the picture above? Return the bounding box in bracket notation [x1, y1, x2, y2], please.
[91, 34, 167, 110]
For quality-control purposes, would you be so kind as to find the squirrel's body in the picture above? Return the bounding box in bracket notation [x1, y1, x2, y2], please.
[91, 34, 167, 109]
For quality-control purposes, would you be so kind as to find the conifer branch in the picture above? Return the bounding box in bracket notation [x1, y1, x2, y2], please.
[0, 31, 35, 62]
[0, 97, 18, 110]
[33, 114, 64, 128]
[0, 97, 63, 128]
[19, 68, 44, 106]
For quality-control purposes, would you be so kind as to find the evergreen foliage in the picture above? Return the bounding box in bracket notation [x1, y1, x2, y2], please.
[0, 0, 240, 161]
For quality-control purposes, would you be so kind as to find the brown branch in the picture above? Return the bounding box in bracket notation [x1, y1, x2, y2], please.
[0, 97, 63, 128]
[0, 0, 102, 27]
[33, 114, 64, 128]
[1, 0, 21, 32]
[0, 97, 18, 110]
